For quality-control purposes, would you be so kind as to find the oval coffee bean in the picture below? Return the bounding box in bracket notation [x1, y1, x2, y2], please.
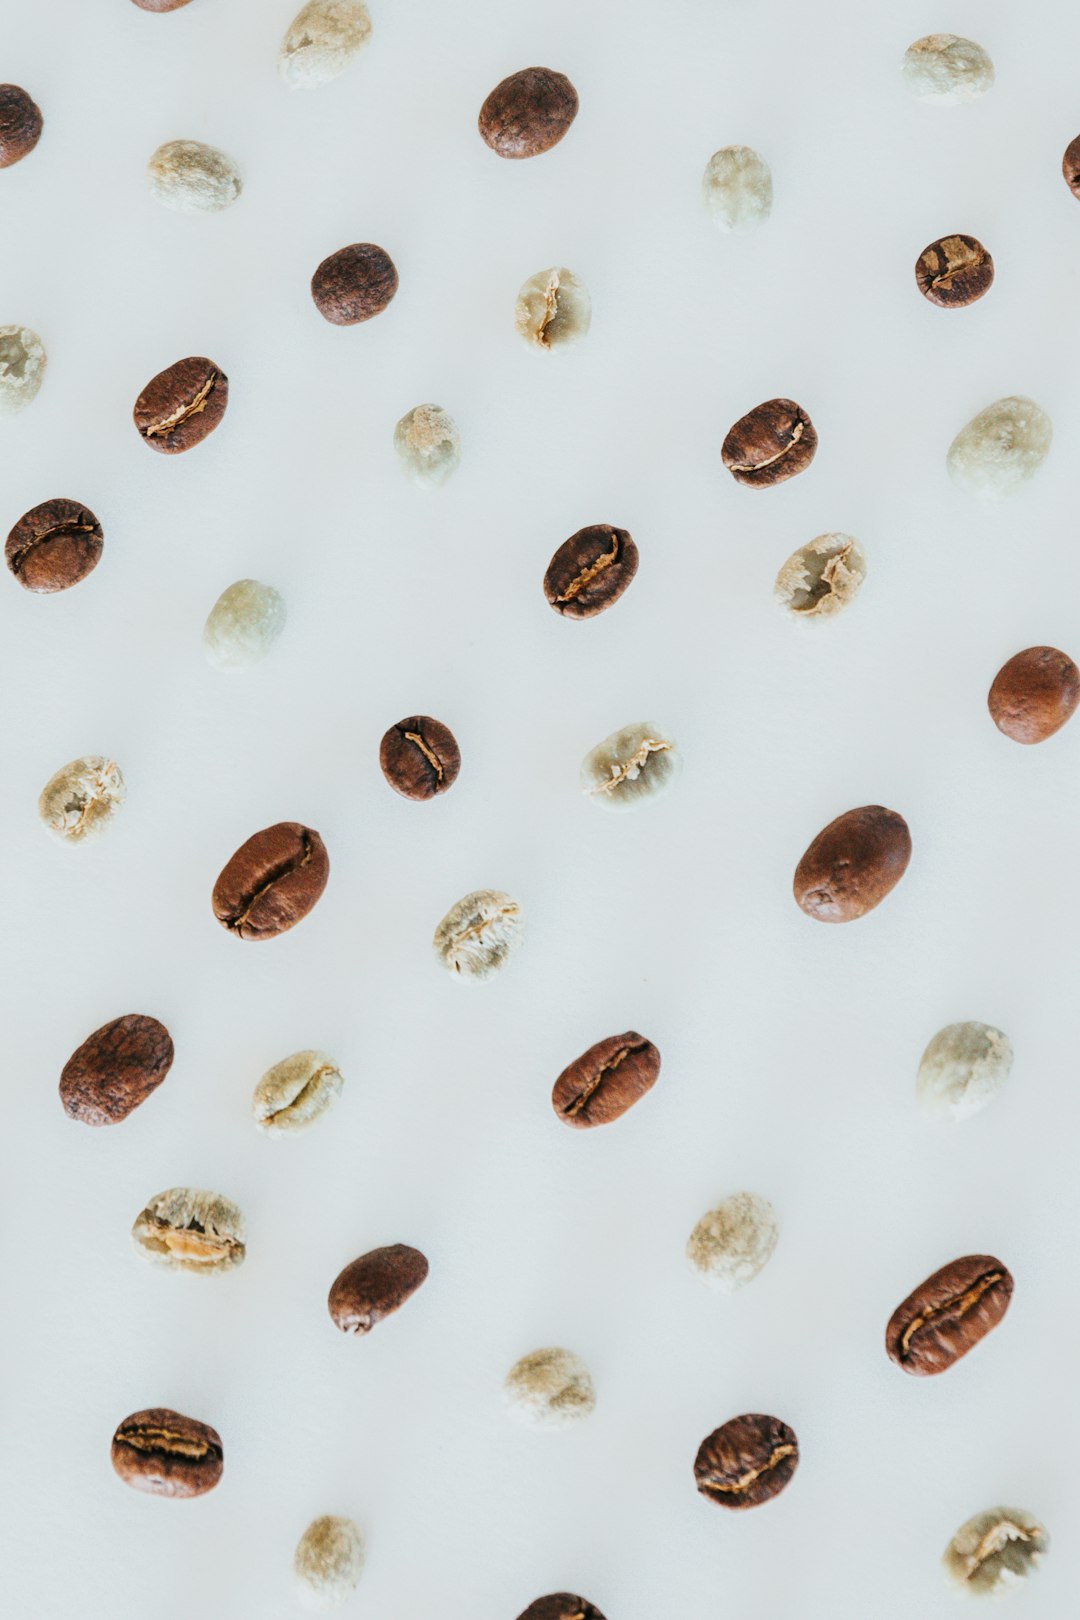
[915, 235, 994, 308]
[517, 1596, 608, 1620]
[147, 139, 242, 214]
[943, 1507, 1048, 1596]
[212, 822, 329, 941]
[886, 1254, 1013, 1376]
[433, 889, 525, 980]
[0, 325, 46, 416]
[947, 396, 1052, 502]
[328, 1243, 429, 1334]
[252, 1049, 344, 1135]
[38, 754, 125, 844]
[694, 1413, 799, 1510]
[294, 1516, 366, 1607]
[311, 243, 397, 325]
[551, 1032, 660, 1128]
[793, 804, 911, 923]
[0, 85, 42, 167]
[60, 1014, 174, 1126]
[379, 715, 461, 800]
[543, 524, 638, 619]
[902, 34, 994, 103]
[6, 498, 103, 593]
[133, 356, 227, 454]
[686, 1191, 779, 1293]
[394, 403, 461, 487]
[774, 532, 866, 620]
[580, 721, 680, 811]
[722, 398, 817, 488]
[702, 144, 772, 233]
[131, 1188, 246, 1275]
[503, 1347, 596, 1429]
[916, 1021, 1013, 1123]
[515, 267, 591, 351]
[279, 0, 372, 89]
[110, 1408, 222, 1497]
[988, 646, 1080, 744]
[203, 578, 286, 671]
[1064, 135, 1080, 198]
[478, 67, 578, 159]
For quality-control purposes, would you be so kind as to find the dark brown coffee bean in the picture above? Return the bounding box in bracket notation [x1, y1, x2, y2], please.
[721, 398, 817, 488]
[110, 1408, 222, 1497]
[328, 1243, 429, 1334]
[988, 646, 1080, 744]
[59, 1014, 174, 1126]
[133, 356, 227, 454]
[478, 67, 579, 159]
[793, 804, 911, 923]
[543, 525, 638, 619]
[694, 1413, 799, 1510]
[0, 85, 42, 168]
[212, 821, 329, 941]
[5, 498, 103, 593]
[552, 1032, 660, 1128]
[379, 716, 460, 800]
[886, 1254, 1013, 1377]
[311, 243, 398, 325]
[1063, 135, 1080, 198]
[517, 1597, 607, 1620]
[915, 234, 994, 307]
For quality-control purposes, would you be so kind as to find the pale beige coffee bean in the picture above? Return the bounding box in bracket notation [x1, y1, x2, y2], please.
[38, 755, 125, 844]
[279, 0, 372, 89]
[916, 1022, 1013, 1123]
[686, 1192, 779, 1293]
[515, 267, 591, 351]
[580, 721, 680, 811]
[433, 890, 525, 981]
[394, 404, 461, 487]
[203, 579, 286, 671]
[943, 1507, 1048, 1595]
[252, 1050, 344, 1135]
[0, 324, 46, 416]
[503, 1347, 596, 1429]
[774, 533, 866, 619]
[294, 1515, 366, 1610]
[903, 34, 994, 104]
[131, 1188, 246, 1275]
[947, 397, 1052, 501]
[702, 145, 772, 232]
[147, 140, 242, 214]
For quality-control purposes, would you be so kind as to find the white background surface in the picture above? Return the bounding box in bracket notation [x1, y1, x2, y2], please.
[2, 0, 1080, 1615]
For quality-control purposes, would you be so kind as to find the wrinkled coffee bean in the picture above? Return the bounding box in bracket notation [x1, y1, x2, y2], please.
[902, 33, 994, 103]
[503, 1347, 596, 1429]
[478, 67, 578, 159]
[0, 325, 46, 416]
[916, 234, 994, 308]
[60, 1014, 174, 1126]
[694, 1414, 799, 1510]
[543, 525, 638, 619]
[943, 1507, 1048, 1595]
[379, 716, 461, 800]
[311, 243, 398, 325]
[38, 755, 124, 844]
[212, 822, 329, 941]
[294, 1515, 366, 1607]
[947, 396, 1052, 501]
[581, 721, 680, 811]
[551, 1032, 660, 1128]
[110, 1408, 222, 1497]
[1063, 136, 1080, 198]
[722, 399, 817, 488]
[253, 1049, 344, 1135]
[988, 646, 1080, 744]
[517, 1596, 608, 1620]
[793, 804, 911, 923]
[147, 139, 242, 214]
[133, 356, 227, 454]
[702, 145, 773, 232]
[917, 1021, 1014, 1123]
[0, 85, 42, 167]
[5, 498, 103, 593]
[433, 889, 525, 980]
[774, 532, 866, 620]
[886, 1254, 1013, 1376]
[328, 1243, 429, 1334]
[515, 267, 591, 350]
[394, 403, 461, 487]
[686, 1192, 779, 1293]
[131, 1188, 246, 1275]
[279, 0, 372, 89]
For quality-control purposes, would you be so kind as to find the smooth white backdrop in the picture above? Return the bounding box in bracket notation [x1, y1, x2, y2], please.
[2, 1, 1080, 1615]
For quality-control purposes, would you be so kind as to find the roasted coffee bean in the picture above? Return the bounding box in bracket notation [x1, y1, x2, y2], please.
[943, 1507, 1048, 1595]
[886, 1254, 1013, 1376]
[722, 398, 817, 488]
[916, 235, 994, 307]
[543, 525, 638, 619]
[279, 0, 372, 88]
[478, 67, 579, 159]
[60, 1014, 174, 1126]
[0, 325, 46, 416]
[133, 356, 227, 454]
[1063, 136, 1080, 198]
[110, 1408, 222, 1497]
[311, 243, 397, 325]
[212, 822, 329, 941]
[131, 1188, 246, 1275]
[38, 755, 124, 844]
[379, 716, 461, 800]
[294, 1516, 366, 1607]
[793, 804, 911, 923]
[503, 1348, 596, 1429]
[686, 1192, 779, 1293]
[0, 85, 42, 167]
[988, 646, 1080, 744]
[551, 1032, 660, 1128]
[694, 1414, 798, 1510]
[433, 889, 525, 980]
[6, 498, 103, 593]
[328, 1243, 429, 1334]
[947, 396, 1052, 501]
[253, 1049, 344, 1135]
[517, 1595, 608, 1620]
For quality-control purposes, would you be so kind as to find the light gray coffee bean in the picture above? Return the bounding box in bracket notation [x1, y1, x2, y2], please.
[0, 324, 46, 417]
[147, 140, 242, 214]
[252, 1050, 344, 1135]
[279, 0, 372, 89]
[943, 1507, 1048, 1596]
[916, 1022, 1013, 1123]
[394, 404, 461, 487]
[203, 579, 286, 671]
[947, 397, 1052, 502]
[515, 267, 591, 351]
[774, 533, 866, 620]
[580, 721, 680, 811]
[686, 1192, 779, 1293]
[903, 35, 994, 104]
[38, 755, 125, 844]
[433, 890, 524, 981]
[294, 1515, 366, 1610]
[131, 1188, 246, 1275]
[503, 1347, 596, 1430]
[702, 145, 772, 232]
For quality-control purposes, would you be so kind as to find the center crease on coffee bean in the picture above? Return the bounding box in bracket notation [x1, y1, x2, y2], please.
[142, 372, 217, 438]
[118, 1428, 213, 1459]
[448, 904, 519, 949]
[225, 833, 315, 931]
[556, 537, 621, 602]
[730, 420, 804, 473]
[9, 518, 98, 568]
[562, 1043, 642, 1116]
[589, 738, 672, 794]
[702, 1443, 797, 1495]
[970, 1520, 1039, 1571]
[899, 1269, 1004, 1356]
[403, 730, 444, 780]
